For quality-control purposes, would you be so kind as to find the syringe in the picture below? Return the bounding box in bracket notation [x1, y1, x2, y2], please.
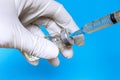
[23, 10, 120, 65]
[70, 10, 120, 37]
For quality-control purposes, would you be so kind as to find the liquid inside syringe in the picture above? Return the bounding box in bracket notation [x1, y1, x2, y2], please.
[70, 10, 120, 38]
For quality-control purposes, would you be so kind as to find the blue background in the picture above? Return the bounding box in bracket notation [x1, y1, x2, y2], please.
[0, 0, 120, 80]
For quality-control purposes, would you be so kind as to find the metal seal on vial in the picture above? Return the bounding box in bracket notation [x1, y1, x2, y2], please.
[60, 29, 84, 47]
[60, 29, 74, 47]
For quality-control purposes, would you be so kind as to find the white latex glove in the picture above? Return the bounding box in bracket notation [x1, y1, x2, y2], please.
[0, 0, 84, 66]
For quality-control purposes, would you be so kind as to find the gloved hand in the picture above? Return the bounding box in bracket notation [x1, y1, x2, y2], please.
[0, 0, 84, 66]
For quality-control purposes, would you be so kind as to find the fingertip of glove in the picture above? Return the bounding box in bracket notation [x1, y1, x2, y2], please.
[61, 48, 73, 59]
[48, 58, 60, 67]
[28, 60, 39, 66]
[42, 40, 59, 59]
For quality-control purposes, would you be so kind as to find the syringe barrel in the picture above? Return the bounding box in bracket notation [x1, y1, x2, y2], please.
[114, 10, 120, 22]
[83, 10, 120, 33]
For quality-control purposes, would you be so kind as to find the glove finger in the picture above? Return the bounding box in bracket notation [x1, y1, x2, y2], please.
[26, 24, 60, 66]
[33, 17, 73, 58]
[22, 51, 39, 66]
[22, 25, 45, 66]
[41, 0, 79, 33]
[61, 47, 73, 59]
[48, 58, 60, 66]
[33, 17, 61, 34]
[19, 0, 79, 33]
[26, 24, 45, 37]
[14, 21, 59, 60]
